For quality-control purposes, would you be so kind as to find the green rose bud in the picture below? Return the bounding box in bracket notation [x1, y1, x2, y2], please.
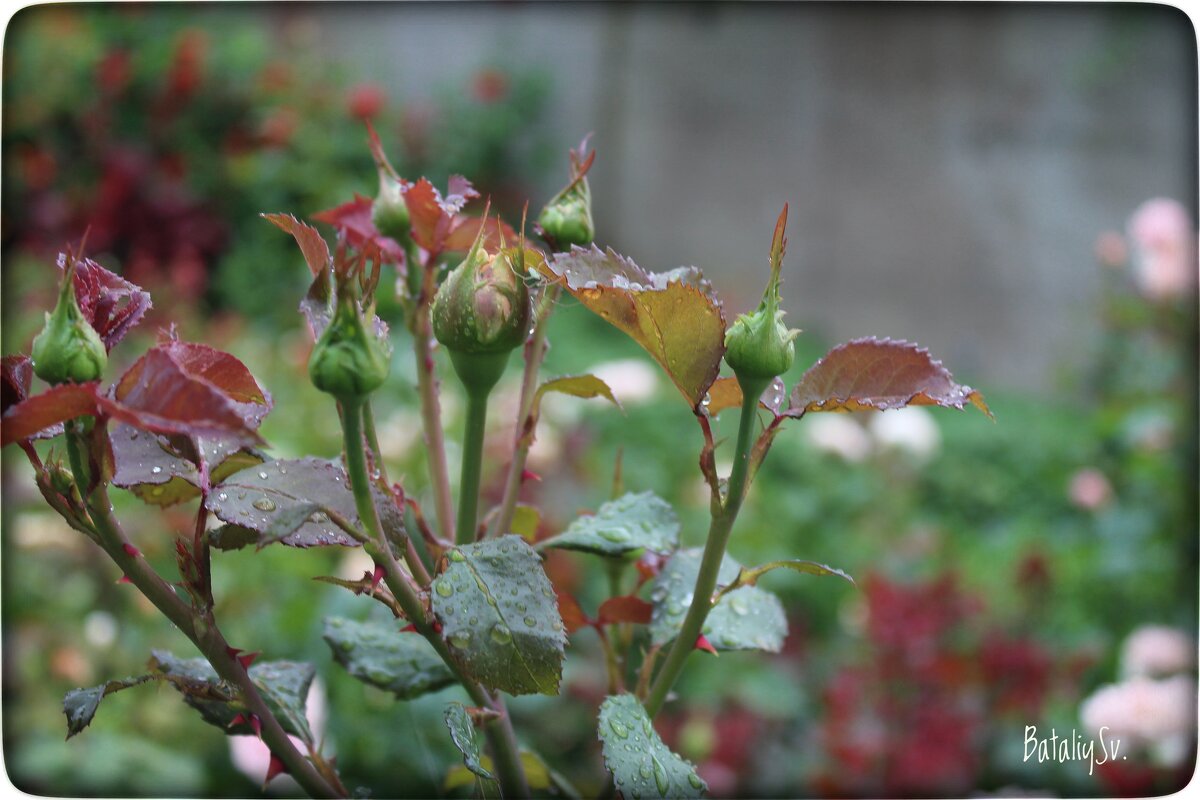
[31, 259, 107, 385]
[538, 143, 595, 250]
[724, 205, 800, 383]
[308, 284, 390, 400]
[372, 172, 411, 243]
[432, 232, 531, 358]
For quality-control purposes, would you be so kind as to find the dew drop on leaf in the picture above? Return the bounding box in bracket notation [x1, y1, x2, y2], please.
[258, 471, 268, 480]
[150, 466, 163, 475]
[435, 582, 454, 598]
[609, 719, 629, 739]
[489, 624, 513, 645]
[252, 497, 276, 512]
[448, 632, 471, 649]
[449, 549, 465, 562]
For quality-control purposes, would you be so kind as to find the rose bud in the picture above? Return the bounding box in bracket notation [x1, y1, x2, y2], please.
[31, 255, 107, 385]
[308, 277, 390, 400]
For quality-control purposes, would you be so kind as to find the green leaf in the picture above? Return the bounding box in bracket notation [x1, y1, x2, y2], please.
[538, 491, 679, 558]
[597, 694, 706, 798]
[510, 503, 541, 541]
[787, 337, 992, 417]
[206, 457, 404, 549]
[648, 548, 787, 652]
[538, 247, 726, 408]
[63, 675, 155, 739]
[322, 617, 456, 700]
[148, 650, 315, 743]
[713, 559, 855, 605]
[444, 702, 494, 780]
[431, 536, 566, 696]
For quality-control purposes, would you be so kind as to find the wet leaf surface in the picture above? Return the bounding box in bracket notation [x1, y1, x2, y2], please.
[444, 702, 494, 780]
[539, 491, 679, 558]
[597, 694, 706, 798]
[430, 536, 565, 696]
[323, 617, 456, 700]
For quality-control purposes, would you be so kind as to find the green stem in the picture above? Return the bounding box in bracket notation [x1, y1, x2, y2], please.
[65, 429, 340, 799]
[489, 285, 559, 539]
[341, 400, 529, 799]
[643, 378, 765, 717]
[456, 391, 490, 546]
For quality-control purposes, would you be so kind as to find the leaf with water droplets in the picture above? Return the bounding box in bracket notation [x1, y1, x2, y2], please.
[444, 702, 495, 781]
[597, 694, 706, 799]
[110, 423, 265, 506]
[322, 617, 456, 700]
[431, 536, 565, 696]
[538, 247, 726, 409]
[62, 675, 155, 738]
[787, 337, 992, 417]
[538, 492, 679, 558]
[648, 548, 787, 652]
[148, 650, 315, 742]
[206, 457, 403, 549]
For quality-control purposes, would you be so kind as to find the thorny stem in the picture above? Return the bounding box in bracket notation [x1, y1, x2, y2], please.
[489, 284, 560, 539]
[409, 247, 456, 543]
[64, 427, 341, 799]
[456, 392, 490, 546]
[340, 400, 529, 799]
[643, 378, 767, 717]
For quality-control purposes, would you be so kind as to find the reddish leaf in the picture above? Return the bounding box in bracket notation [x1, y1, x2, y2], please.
[1, 383, 101, 446]
[539, 247, 726, 408]
[109, 348, 261, 445]
[556, 590, 591, 635]
[311, 194, 406, 264]
[401, 178, 515, 255]
[2, 355, 32, 414]
[63, 253, 153, 352]
[262, 214, 330, 276]
[153, 338, 272, 418]
[597, 595, 653, 626]
[787, 338, 992, 417]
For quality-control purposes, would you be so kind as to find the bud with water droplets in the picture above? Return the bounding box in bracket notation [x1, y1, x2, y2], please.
[432, 217, 531, 394]
[308, 277, 390, 400]
[367, 122, 411, 244]
[537, 141, 595, 250]
[724, 204, 800, 383]
[31, 255, 107, 385]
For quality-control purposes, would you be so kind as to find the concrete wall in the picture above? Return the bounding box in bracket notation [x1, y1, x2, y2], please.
[301, 3, 1196, 392]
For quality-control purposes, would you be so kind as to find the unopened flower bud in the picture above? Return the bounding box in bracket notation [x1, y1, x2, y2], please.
[538, 145, 595, 249]
[308, 286, 390, 400]
[372, 172, 410, 243]
[724, 205, 800, 382]
[31, 259, 107, 385]
[432, 232, 531, 358]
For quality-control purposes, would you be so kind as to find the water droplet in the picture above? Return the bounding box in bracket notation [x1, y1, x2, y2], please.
[448, 632, 471, 649]
[516, 602, 527, 614]
[639, 761, 652, 779]
[449, 549, 466, 562]
[524, 616, 537, 627]
[252, 497, 277, 512]
[217, 492, 228, 502]
[599, 527, 629, 544]
[609, 719, 629, 739]
[687, 773, 704, 790]
[489, 624, 512, 645]
[730, 596, 748, 616]
[652, 756, 668, 795]
[258, 471, 269, 480]
[435, 582, 454, 598]
[150, 466, 163, 474]
[468, 616, 478, 626]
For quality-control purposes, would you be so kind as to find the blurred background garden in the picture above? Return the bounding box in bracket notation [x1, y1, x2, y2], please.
[1, 3, 1196, 797]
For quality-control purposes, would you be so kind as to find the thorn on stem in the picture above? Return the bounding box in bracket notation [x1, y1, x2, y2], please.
[264, 753, 288, 787]
[117, 575, 132, 584]
[694, 634, 718, 656]
[521, 469, 542, 483]
[237, 651, 260, 669]
[122, 543, 140, 557]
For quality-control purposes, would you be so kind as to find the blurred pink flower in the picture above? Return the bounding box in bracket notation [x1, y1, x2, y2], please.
[229, 678, 326, 792]
[1127, 198, 1198, 301]
[1093, 230, 1129, 268]
[1079, 675, 1196, 766]
[1068, 467, 1112, 511]
[1121, 625, 1197, 679]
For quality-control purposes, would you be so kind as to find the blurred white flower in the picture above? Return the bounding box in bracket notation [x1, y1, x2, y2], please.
[1121, 625, 1197, 679]
[868, 407, 941, 462]
[590, 359, 660, 404]
[1127, 198, 1198, 301]
[229, 678, 327, 792]
[83, 611, 118, 649]
[1079, 675, 1196, 766]
[804, 414, 872, 462]
[1067, 468, 1113, 512]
